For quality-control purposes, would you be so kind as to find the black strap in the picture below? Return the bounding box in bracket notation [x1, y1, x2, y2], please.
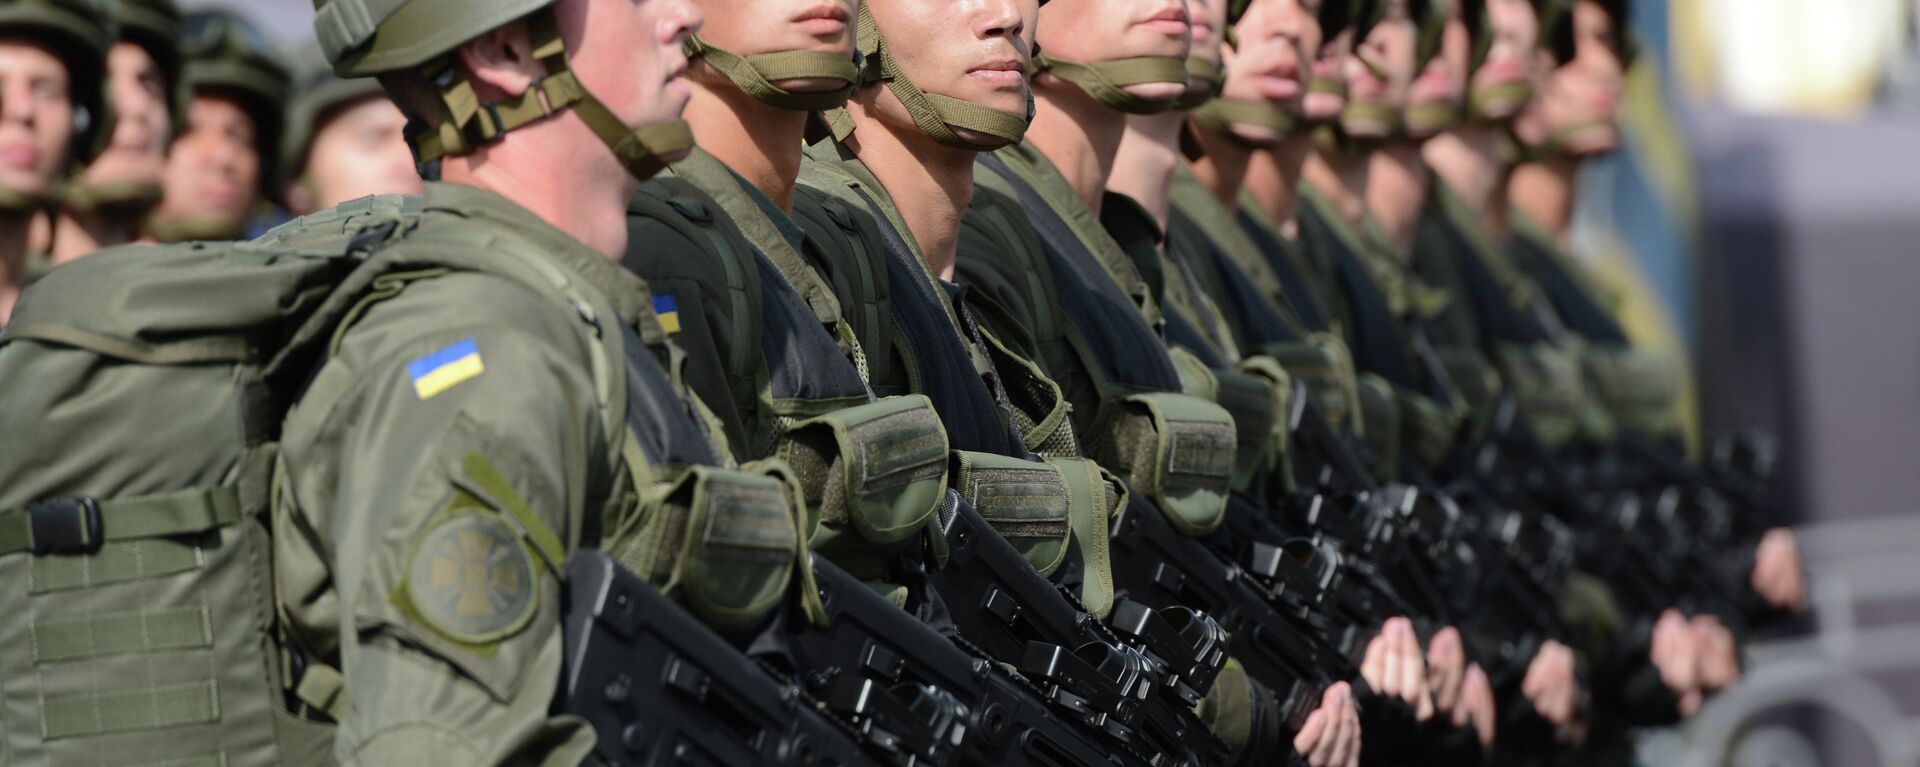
[1508, 235, 1629, 344]
[1240, 209, 1332, 333]
[977, 153, 1183, 394]
[753, 251, 869, 401]
[618, 319, 723, 467]
[1193, 227, 1305, 348]
[1321, 230, 1420, 389]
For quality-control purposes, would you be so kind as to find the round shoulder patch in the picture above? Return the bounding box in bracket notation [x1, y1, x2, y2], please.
[406, 513, 538, 645]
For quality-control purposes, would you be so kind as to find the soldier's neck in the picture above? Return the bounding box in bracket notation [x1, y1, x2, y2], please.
[1187, 124, 1255, 208]
[1508, 154, 1580, 244]
[1026, 83, 1128, 216]
[50, 207, 141, 266]
[842, 106, 976, 281]
[686, 83, 809, 212]
[1366, 142, 1431, 261]
[1245, 133, 1315, 238]
[1422, 123, 1513, 238]
[0, 211, 28, 324]
[440, 118, 639, 261]
[1302, 142, 1371, 229]
[1107, 111, 1187, 234]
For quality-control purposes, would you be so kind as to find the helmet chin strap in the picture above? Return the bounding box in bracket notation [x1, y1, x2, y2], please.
[0, 186, 51, 215]
[410, 9, 693, 181]
[683, 34, 861, 112]
[62, 180, 165, 215]
[1174, 57, 1226, 111]
[1031, 52, 1190, 115]
[823, 4, 1031, 151]
[1189, 99, 1299, 146]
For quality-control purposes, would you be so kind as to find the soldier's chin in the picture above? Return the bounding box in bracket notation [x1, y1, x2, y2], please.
[774, 76, 851, 94]
[1339, 102, 1398, 140]
[948, 125, 1018, 151]
[1228, 122, 1290, 147]
[1556, 123, 1619, 155]
[1468, 82, 1533, 123]
[1304, 93, 1346, 123]
[1121, 81, 1189, 104]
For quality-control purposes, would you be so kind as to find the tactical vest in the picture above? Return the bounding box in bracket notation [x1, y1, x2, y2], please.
[623, 156, 952, 588]
[0, 194, 817, 767]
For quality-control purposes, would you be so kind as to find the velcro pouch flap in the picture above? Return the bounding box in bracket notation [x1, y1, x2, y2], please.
[1046, 457, 1127, 620]
[1396, 387, 1460, 472]
[951, 451, 1073, 576]
[637, 465, 802, 634]
[1095, 392, 1236, 538]
[779, 395, 949, 571]
[1583, 346, 1681, 439]
[1215, 363, 1287, 493]
[1260, 332, 1362, 432]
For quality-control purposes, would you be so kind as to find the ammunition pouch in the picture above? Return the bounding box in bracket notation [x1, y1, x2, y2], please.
[557, 550, 873, 766]
[1233, 356, 1297, 495]
[1492, 343, 1587, 451]
[1090, 391, 1237, 538]
[952, 451, 1127, 618]
[1583, 345, 1682, 441]
[1259, 332, 1363, 432]
[1355, 374, 1402, 479]
[613, 461, 814, 634]
[1397, 386, 1461, 473]
[777, 395, 950, 581]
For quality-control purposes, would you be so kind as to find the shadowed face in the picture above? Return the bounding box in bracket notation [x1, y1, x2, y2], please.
[1467, 0, 1537, 119]
[861, 0, 1037, 146]
[1304, 27, 1350, 121]
[297, 95, 421, 213]
[1515, 0, 1621, 154]
[79, 42, 172, 194]
[1038, 0, 1193, 104]
[1215, 0, 1323, 144]
[690, 0, 856, 93]
[1343, 0, 1416, 139]
[150, 92, 258, 228]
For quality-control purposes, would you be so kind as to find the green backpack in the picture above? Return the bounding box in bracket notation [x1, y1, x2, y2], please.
[0, 196, 419, 767]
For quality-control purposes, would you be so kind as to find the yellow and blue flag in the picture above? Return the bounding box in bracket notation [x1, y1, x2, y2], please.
[409, 337, 485, 400]
[652, 293, 682, 334]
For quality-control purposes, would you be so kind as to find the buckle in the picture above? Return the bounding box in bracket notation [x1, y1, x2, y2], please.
[27, 496, 103, 555]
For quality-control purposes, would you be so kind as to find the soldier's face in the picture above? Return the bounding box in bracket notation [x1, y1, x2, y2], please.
[151, 93, 258, 229]
[691, 0, 856, 93]
[80, 42, 172, 193]
[1343, 0, 1416, 138]
[1515, 0, 1621, 154]
[298, 95, 421, 214]
[1188, 0, 1230, 70]
[862, 0, 1036, 146]
[1038, 0, 1192, 103]
[1218, 0, 1323, 144]
[1468, 0, 1537, 119]
[1304, 28, 1350, 121]
[559, 0, 702, 139]
[0, 39, 75, 200]
[1405, 0, 1468, 138]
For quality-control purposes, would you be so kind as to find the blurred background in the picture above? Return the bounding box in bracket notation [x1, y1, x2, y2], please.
[200, 0, 1920, 763]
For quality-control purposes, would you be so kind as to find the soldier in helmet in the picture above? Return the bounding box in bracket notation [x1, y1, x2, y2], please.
[274, 0, 712, 761]
[144, 8, 288, 241]
[279, 65, 419, 216]
[45, 0, 181, 264]
[0, 0, 108, 324]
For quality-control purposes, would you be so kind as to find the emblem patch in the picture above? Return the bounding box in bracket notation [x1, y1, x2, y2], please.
[406, 513, 537, 644]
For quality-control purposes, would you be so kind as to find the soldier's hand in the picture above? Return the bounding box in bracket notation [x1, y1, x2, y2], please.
[1294, 681, 1362, 767]
[1426, 625, 1467, 721]
[1650, 608, 1703, 716]
[1521, 640, 1586, 745]
[1693, 613, 1741, 693]
[1460, 663, 1497, 749]
[1360, 617, 1436, 722]
[1751, 528, 1807, 614]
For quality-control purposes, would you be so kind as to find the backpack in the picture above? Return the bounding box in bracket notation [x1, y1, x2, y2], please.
[0, 195, 419, 767]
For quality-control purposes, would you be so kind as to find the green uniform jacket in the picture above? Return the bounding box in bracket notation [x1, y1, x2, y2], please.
[277, 182, 655, 765]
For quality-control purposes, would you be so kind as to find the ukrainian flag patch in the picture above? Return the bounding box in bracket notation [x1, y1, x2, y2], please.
[409, 337, 485, 400]
[652, 293, 681, 334]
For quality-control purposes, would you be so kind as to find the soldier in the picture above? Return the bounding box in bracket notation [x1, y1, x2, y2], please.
[45, 0, 181, 265]
[273, 0, 712, 761]
[144, 8, 288, 241]
[0, 0, 107, 324]
[279, 65, 420, 216]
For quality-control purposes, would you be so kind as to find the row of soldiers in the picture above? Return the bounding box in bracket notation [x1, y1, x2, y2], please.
[0, 0, 1808, 765]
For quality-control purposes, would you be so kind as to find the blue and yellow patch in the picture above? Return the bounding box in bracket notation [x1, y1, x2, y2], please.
[409, 338, 485, 400]
[652, 293, 681, 334]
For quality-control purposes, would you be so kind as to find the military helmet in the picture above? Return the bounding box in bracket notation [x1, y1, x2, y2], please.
[117, 0, 185, 132]
[279, 63, 386, 189]
[182, 9, 291, 195]
[310, 0, 691, 180]
[0, 0, 114, 166]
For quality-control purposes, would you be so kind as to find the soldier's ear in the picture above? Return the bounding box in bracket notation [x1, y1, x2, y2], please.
[455, 19, 543, 102]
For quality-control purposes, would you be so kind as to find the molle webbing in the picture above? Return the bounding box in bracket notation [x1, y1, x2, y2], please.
[826, 5, 1029, 148]
[684, 34, 859, 111]
[1033, 53, 1190, 115]
[412, 9, 690, 180]
[1175, 57, 1226, 110]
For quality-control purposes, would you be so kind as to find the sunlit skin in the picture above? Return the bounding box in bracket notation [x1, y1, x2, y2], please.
[1215, 0, 1321, 145]
[1239, 26, 1348, 238]
[1418, 0, 1539, 238]
[0, 40, 75, 325]
[1512, 0, 1622, 158]
[147, 94, 260, 236]
[843, 0, 1035, 278]
[683, 0, 853, 210]
[433, 0, 701, 259]
[1467, 0, 1538, 120]
[1024, 0, 1191, 213]
[287, 96, 421, 215]
[1404, 0, 1468, 141]
[50, 42, 174, 264]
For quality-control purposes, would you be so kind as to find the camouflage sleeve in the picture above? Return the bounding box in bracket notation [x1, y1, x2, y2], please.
[282, 274, 606, 765]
